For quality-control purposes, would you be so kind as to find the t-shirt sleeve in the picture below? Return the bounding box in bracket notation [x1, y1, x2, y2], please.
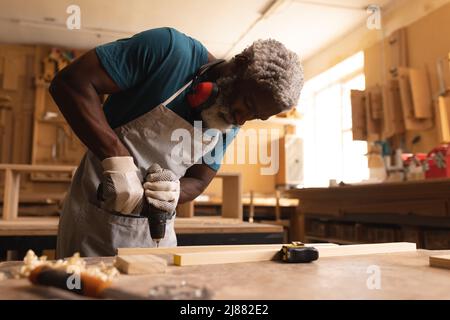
[203, 127, 240, 171]
[95, 28, 172, 90]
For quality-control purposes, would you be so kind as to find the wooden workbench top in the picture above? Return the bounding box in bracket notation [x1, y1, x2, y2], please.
[1, 249, 450, 299]
[0, 217, 283, 236]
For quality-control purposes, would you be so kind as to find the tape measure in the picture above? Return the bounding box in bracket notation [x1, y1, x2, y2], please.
[281, 242, 319, 263]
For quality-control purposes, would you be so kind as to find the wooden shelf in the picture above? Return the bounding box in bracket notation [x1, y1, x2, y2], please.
[305, 235, 359, 245]
[0, 217, 283, 237]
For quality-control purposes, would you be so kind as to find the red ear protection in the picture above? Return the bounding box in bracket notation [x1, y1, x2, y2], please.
[186, 82, 219, 111]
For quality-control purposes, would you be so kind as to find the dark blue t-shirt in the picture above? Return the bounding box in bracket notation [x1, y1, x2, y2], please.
[95, 27, 238, 171]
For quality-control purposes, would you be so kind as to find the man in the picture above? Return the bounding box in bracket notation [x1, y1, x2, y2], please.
[50, 27, 303, 258]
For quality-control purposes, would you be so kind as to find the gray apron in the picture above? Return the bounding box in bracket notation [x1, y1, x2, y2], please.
[56, 80, 219, 258]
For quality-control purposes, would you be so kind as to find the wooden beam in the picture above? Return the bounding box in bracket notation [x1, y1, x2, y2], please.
[3, 169, 20, 220]
[220, 173, 242, 220]
[173, 242, 417, 266]
[176, 201, 194, 218]
[317, 242, 416, 257]
[114, 255, 167, 274]
[174, 248, 280, 266]
[429, 255, 450, 270]
[117, 243, 338, 256]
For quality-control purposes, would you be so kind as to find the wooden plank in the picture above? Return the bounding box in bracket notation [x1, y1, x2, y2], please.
[289, 204, 305, 242]
[382, 84, 396, 138]
[437, 96, 450, 142]
[318, 242, 416, 257]
[398, 68, 433, 131]
[409, 68, 432, 119]
[117, 243, 339, 256]
[174, 248, 280, 266]
[388, 28, 408, 71]
[221, 174, 243, 220]
[2, 169, 20, 220]
[0, 217, 283, 236]
[0, 108, 13, 163]
[173, 221, 283, 234]
[114, 255, 167, 274]
[173, 242, 417, 266]
[364, 90, 381, 139]
[176, 201, 194, 218]
[429, 254, 450, 270]
[2, 57, 19, 90]
[351, 90, 367, 141]
[118, 244, 287, 256]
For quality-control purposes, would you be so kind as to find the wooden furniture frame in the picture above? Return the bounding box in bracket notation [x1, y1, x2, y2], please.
[0, 164, 76, 220]
[176, 172, 242, 220]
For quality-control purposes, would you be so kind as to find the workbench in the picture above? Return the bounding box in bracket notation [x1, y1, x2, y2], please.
[0, 217, 284, 258]
[285, 179, 450, 248]
[1, 249, 450, 299]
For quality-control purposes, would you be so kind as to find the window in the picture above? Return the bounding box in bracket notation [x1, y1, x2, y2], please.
[298, 52, 368, 187]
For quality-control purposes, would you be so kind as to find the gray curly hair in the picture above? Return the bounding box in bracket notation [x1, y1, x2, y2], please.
[237, 39, 304, 110]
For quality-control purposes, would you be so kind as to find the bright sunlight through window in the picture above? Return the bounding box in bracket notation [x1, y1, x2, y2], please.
[298, 52, 369, 187]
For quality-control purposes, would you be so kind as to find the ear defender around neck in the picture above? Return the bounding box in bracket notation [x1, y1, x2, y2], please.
[186, 59, 225, 112]
[186, 82, 219, 111]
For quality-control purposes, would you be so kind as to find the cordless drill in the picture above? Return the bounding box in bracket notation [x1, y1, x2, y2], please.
[142, 200, 169, 248]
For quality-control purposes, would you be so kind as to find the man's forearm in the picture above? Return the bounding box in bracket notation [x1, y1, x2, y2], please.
[179, 177, 209, 203]
[50, 74, 129, 160]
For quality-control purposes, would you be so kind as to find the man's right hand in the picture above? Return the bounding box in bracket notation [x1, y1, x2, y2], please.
[99, 156, 144, 214]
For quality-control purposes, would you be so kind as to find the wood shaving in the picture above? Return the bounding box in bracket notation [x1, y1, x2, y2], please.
[18, 250, 119, 282]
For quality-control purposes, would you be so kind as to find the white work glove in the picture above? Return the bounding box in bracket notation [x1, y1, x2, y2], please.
[99, 156, 144, 214]
[143, 163, 180, 214]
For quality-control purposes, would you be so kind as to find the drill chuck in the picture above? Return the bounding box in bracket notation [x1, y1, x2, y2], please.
[147, 206, 168, 243]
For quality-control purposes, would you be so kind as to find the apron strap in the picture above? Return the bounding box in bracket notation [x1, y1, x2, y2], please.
[162, 80, 193, 106]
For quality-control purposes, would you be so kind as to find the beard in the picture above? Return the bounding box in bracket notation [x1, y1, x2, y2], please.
[200, 75, 238, 133]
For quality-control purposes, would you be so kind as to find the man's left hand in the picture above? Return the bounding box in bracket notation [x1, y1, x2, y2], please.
[143, 163, 180, 214]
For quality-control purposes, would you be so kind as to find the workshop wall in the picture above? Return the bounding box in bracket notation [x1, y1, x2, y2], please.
[0, 42, 291, 204]
[364, 2, 450, 153]
[303, 0, 450, 81]
[0, 44, 85, 209]
[205, 120, 291, 197]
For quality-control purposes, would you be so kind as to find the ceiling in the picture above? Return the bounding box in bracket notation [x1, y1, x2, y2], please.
[0, 0, 392, 61]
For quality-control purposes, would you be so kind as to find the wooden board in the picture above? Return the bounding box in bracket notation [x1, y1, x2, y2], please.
[176, 201, 194, 218]
[117, 243, 338, 256]
[409, 68, 433, 119]
[388, 28, 408, 71]
[437, 95, 450, 142]
[220, 173, 243, 220]
[0, 217, 283, 237]
[173, 242, 417, 266]
[174, 248, 281, 266]
[2, 249, 450, 300]
[397, 67, 434, 131]
[114, 255, 167, 275]
[365, 90, 381, 138]
[429, 254, 450, 270]
[380, 80, 406, 138]
[2, 57, 19, 90]
[350, 90, 367, 140]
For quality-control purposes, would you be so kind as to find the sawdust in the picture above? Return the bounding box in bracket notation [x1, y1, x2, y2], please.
[18, 250, 119, 282]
